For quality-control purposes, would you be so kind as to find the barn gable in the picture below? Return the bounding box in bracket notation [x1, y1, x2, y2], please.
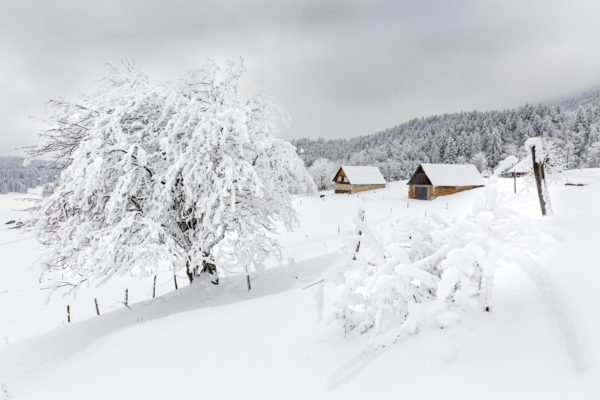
[333, 165, 386, 194]
[495, 156, 530, 177]
[333, 166, 386, 185]
[408, 163, 484, 187]
[406, 164, 432, 185]
[407, 163, 484, 200]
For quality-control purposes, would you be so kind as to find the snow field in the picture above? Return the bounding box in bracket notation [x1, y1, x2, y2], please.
[1, 171, 599, 399]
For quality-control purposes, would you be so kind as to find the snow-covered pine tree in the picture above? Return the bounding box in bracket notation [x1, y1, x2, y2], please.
[29, 60, 302, 290]
[484, 127, 503, 167]
[586, 141, 600, 167]
[443, 134, 458, 163]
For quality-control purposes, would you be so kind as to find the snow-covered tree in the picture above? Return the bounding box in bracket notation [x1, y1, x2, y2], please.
[455, 155, 467, 164]
[0, 156, 56, 194]
[443, 135, 458, 163]
[293, 92, 600, 181]
[586, 141, 600, 167]
[471, 151, 488, 172]
[29, 60, 303, 289]
[276, 145, 317, 196]
[484, 127, 503, 167]
[309, 158, 337, 191]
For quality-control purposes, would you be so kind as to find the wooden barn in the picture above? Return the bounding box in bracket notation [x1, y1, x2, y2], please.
[333, 166, 386, 194]
[407, 163, 484, 200]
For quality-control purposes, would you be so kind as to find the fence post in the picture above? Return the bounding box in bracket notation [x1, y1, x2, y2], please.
[153, 275, 157, 298]
[94, 298, 100, 316]
[174, 274, 178, 290]
[531, 145, 548, 216]
[124, 289, 128, 307]
[67, 305, 71, 323]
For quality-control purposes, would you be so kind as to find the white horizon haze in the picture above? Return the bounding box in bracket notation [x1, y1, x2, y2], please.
[1, 0, 600, 155]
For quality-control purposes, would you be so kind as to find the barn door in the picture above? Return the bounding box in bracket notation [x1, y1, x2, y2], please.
[415, 186, 428, 200]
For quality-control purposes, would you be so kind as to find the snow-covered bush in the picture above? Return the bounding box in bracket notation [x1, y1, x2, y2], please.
[30, 60, 304, 289]
[329, 182, 546, 338]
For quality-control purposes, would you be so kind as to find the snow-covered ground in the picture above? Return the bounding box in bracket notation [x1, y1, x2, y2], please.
[1, 171, 599, 399]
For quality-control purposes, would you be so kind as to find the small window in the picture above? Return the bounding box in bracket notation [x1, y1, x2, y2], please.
[337, 176, 343, 182]
[343, 177, 349, 183]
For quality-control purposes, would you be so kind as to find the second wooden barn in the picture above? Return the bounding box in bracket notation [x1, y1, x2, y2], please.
[333, 166, 386, 194]
[407, 163, 484, 200]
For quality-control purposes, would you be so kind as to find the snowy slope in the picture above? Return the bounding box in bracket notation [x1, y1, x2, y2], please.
[1, 173, 599, 399]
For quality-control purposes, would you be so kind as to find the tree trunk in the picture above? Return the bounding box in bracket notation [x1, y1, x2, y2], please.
[185, 260, 194, 283]
[531, 145, 548, 216]
[201, 259, 219, 285]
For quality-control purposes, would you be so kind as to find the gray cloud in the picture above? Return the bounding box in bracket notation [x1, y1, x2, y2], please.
[1, 0, 600, 154]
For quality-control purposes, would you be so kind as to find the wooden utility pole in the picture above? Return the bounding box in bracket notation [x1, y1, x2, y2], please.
[513, 173, 517, 194]
[531, 145, 548, 216]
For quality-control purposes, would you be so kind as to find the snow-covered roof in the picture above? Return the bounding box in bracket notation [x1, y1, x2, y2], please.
[494, 156, 531, 175]
[339, 166, 386, 185]
[511, 158, 532, 173]
[418, 163, 484, 187]
[493, 155, 519, 175]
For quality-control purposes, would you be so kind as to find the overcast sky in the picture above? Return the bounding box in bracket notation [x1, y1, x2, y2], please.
[2, 0, 600, 155]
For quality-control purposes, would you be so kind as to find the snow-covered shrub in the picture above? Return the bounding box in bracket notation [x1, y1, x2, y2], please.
[30, 60, 305, 289]
[329, 181, 546, 338]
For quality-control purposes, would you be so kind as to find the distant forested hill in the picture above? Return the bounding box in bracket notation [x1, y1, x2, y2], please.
[292, 89, 600, 181]
[0, 156, 57, 194]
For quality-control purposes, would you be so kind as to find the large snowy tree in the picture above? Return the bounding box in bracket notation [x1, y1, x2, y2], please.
[29, 60, 303, 288]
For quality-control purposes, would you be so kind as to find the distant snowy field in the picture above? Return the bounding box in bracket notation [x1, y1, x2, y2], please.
[1, 171, 599, 399]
